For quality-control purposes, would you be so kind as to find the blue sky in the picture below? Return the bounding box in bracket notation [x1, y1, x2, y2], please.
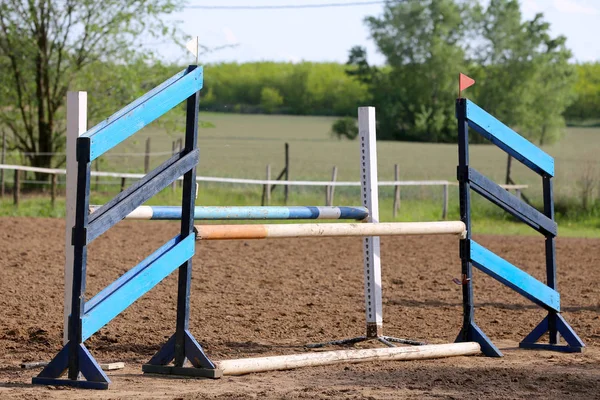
[149, 0, 600, 64]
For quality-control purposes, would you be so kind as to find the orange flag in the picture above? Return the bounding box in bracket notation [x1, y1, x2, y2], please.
[459, 73, 475, 97]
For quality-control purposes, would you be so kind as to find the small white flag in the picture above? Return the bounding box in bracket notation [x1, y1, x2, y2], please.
[186, 36, 199, 63]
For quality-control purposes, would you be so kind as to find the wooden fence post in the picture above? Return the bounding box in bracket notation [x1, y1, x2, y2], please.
[51, 173, 57, 208]
[326, 166, 338, 206]
[94, 159, 99, 191]
[120, 177, 126, 192]
[261, 164, 271, 206]
[442, 183, 448, 220]
[13, 169, 20, 206]
[393, 164, 400, 218]
[171, 140, 177, 192]
[284, 142, 289, 205]
[1, 130, 6, 198]
[178, 138, 183, 188]
[144, 137, 151, 174]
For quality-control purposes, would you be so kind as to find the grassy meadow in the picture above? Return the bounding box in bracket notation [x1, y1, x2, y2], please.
[2, 112, 599, 237]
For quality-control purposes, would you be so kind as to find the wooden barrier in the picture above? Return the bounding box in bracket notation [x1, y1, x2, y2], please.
[215, 342, 480, 376]
[195, 221, 467, 241]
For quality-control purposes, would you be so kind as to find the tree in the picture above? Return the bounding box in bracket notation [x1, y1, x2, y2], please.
[565, 63, 600, 122]
[0, 0, 183, 175]
[331, 117, 358, 140]
[347, 0, 475, 142]
[470, 0, 575, 183]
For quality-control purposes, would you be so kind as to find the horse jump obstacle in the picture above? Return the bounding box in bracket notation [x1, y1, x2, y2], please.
[455, 98, 584, 355]
[32, 67, 582, 389]
[89, 205, 370, 220]
[193, 221, 466, 240]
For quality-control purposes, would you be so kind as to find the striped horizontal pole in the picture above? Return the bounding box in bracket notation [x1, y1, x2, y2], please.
[89, 205, 369, 221]
[195, 221, 467, 241]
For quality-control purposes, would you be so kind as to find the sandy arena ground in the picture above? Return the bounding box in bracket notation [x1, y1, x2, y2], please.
[0, 217, 598, 399]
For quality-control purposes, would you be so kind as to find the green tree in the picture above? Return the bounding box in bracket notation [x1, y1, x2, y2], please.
[331, 117, 358, 140]
[0, 0, 182, 173]
[471, 0, 575, 182]
[347, 0, 474, 142]
[260, 87, 284, 114]
[565, 63, 600, 121]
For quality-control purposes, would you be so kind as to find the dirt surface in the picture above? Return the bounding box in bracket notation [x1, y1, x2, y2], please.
[0, 217, 598, 399]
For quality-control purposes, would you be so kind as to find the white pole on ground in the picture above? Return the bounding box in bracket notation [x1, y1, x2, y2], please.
[216, 342, 481, 376]
[358, 106, 383, 338]
[64, 92, 87, 344]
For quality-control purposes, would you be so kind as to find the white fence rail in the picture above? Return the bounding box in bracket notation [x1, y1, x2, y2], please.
[0, 163, 528, 219]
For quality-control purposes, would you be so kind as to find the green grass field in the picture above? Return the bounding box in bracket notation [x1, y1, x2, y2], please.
[98, 112, 600, 200]
[2, 112, 599, 237]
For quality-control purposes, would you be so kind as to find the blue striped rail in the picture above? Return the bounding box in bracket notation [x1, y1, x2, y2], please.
[89, 205, 369, 221]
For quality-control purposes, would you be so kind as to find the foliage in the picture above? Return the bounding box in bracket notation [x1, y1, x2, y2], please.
[331, 117, 358, 140]
[345, 0, 575, 145]
[200, 62, 369, 116]
[0, 0, 183, 172]
[565, 63, 600, 121]
[348, 0, 474, 142]
[260, 87, 284, 114]
[470, 0, 575, 146]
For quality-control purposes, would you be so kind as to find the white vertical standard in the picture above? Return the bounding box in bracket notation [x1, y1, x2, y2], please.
[358, 107, 383, 338]
[64, 92, 87, 344]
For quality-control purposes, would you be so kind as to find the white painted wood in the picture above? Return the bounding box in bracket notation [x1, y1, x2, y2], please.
[216, 342, 480, 376]
[195, 222, 466, 240]
[358, 106, 382, 337]
[100, 362, 125, 371]
[89, 205, 154, 219]
[64, 92, 87, 344]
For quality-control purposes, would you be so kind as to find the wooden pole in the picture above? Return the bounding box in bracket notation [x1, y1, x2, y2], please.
[178, 138, 183, 188]
[215, 342, 480, 376]
[284, 143, 289, 205]
[1, 130, 6, 198]
[442, 183, 448, 220]
[505, 154, 512, 185]
[393, 164, 400, 218]
[120, 177, 126, 192]
[327, 166, 338, 206]
[64, 91, 87, 344]
[144, 137, 151, 174]
[195, 221, 467, 241]
[265, 164, 271, 206]
[171, 140, 177, 192]
[13, 169, 20, 206]
[94, 159, 99, 191]
[51, 173, 57, 208]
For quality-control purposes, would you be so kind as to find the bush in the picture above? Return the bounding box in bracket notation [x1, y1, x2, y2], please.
[331, 117, 358, 140]
[260, 87, 284, 114]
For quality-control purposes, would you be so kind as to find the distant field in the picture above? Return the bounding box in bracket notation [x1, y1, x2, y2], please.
[2, 112, 598, 236]
[98, 112, 600, 203]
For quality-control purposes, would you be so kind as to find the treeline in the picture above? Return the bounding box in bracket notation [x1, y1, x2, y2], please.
[199, 62, 368, 116]
[80, 58, 600, 125]
[565, 63, 600, 122]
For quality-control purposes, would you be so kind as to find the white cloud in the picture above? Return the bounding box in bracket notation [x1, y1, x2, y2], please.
[222, 27, 238, 45]
[553, 0, 598, 14]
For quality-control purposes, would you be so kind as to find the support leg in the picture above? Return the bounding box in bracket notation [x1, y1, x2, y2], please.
[32, 343, 110, 390]
[520, 313, 584, 352]
[142, 83, 221, 379]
